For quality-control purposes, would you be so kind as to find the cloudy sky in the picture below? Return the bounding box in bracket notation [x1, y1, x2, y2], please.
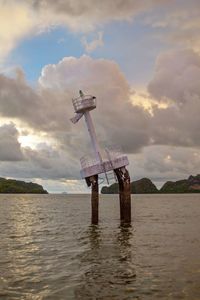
[0, 0, 199, 193]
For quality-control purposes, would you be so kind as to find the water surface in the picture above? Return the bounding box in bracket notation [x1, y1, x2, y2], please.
[0, 194, 200, 299]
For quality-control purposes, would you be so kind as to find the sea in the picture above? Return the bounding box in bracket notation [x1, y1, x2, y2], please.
[0, 194, 200, 300]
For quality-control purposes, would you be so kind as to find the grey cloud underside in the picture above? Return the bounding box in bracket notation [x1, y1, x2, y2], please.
[0, 73, 74, 132]
[0, 154, 80, 180]
[22, 147, 79, 179]
[0, 123, 24, 161]
[35, 47, 200, 162]
[0, 51, 199, 180]
[0, 124, 80, 179]
[130, 145, 200, 184]
[30, 0, 167, 19]
[148, 49, 200, 147]
[1, 52, 200, 155]
[39, 56, 154, 153]
[145, 0, 200, 53]
[0, 57, 152, 155]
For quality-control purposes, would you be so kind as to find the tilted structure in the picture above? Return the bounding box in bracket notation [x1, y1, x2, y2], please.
[71, 91, 131, 224]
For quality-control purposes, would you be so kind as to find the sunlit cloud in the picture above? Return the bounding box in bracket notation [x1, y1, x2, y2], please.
[0, 2, 36, 62]
[130, 89, 169, 115]
[18, 133, 54, 149]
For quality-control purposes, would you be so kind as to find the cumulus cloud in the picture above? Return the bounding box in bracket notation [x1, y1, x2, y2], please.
[0, 51, 199, 186]
[0, 123, 24, 161]
[39, 51, 200, 152]
[39, 55, 151, 153]
[7, 56, 151, 154]
[148, 49, 200, 105]
[1, 52, 200, 157]
[0, 70, 74, 132]
[0, 55, 151, 184]
[148, 49, 200, 147]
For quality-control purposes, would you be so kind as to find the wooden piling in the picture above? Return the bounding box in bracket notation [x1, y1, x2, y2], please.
[114, 167, 131, 223]
[86, 175, 99, 224]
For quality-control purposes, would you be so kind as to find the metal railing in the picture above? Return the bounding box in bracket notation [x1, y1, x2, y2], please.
[80, 154, 100, 169]
[72, 95, 96, 113]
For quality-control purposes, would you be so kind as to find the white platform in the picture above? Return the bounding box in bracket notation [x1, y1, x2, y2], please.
[72, 95, 96, 114]
[80, 155, 129, 178]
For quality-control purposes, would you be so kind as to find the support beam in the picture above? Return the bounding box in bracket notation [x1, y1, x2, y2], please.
[86, 175, 99, 224]
[114, 167, 131, 224]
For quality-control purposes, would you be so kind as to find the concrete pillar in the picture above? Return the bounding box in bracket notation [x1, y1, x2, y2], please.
[114, 167, 131, 224]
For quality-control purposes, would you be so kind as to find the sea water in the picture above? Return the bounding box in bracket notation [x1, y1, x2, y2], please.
[0, 194, 200, 299]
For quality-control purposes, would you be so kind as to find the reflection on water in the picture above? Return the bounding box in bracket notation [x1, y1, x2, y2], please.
[74, 224, 136, 299]
[0, 194, 200, 299]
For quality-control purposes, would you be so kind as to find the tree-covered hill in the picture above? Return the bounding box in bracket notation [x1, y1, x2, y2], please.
[101, 177, 158, 194]
[160, 175, 200, 193]
[0, 178, 48, 194]
[101, 174, 200, 194]
[131, 178, 158, 194]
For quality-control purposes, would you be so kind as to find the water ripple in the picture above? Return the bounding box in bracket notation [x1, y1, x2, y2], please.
[0, 194, 200, 299]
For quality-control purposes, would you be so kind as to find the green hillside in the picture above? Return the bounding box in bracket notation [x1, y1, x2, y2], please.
[101, 177, 158, 194]
[0, 178, 48, 194]
[101, 174, 200, 194]
[160, 175, 200, 193]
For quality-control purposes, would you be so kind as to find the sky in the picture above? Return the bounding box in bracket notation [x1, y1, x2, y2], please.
[0, 0, 199, 193]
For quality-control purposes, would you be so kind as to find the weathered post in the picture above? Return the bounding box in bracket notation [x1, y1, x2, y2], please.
[86, 175, 99, 224]
[114, 167, 131, 223]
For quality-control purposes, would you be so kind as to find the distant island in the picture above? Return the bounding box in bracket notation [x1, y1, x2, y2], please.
[101, 174, 200, 194]
[0, 178, 48, 194]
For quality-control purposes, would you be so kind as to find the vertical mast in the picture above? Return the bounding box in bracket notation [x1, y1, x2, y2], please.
[84, 110, 102, 163]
